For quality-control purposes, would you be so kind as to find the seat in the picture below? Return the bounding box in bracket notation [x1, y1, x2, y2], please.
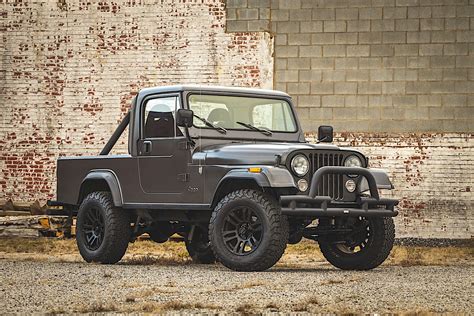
[145, 111, 175, 138]
[207, 108, 232, 127]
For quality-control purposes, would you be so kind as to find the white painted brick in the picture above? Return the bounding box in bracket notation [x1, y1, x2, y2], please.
[0, 0, 275, 203]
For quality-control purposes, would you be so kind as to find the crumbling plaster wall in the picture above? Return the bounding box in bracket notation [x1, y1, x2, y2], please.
[0, 0, 273, 201]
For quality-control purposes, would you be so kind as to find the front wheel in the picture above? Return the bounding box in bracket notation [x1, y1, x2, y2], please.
[209, 189, 289, 271]
[318, 217, 395, 270]
[76, 191, 131, 264]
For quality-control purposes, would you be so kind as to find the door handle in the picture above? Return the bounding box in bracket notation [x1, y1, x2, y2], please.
[143, 141, 152, 154]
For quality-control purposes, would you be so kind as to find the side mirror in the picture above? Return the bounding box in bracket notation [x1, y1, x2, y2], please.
[318, 125, 333, 143]
[176, 109, 193, 128]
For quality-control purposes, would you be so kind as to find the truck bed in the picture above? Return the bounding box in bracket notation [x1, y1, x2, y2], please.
[57, 155, 138, 206]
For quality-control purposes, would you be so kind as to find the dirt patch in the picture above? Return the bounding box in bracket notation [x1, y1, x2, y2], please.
[0, 237, 472, 267]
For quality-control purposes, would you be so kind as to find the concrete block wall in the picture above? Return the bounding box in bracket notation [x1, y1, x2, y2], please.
[227, 0, 474, 132]
[227, 0, 473, 238]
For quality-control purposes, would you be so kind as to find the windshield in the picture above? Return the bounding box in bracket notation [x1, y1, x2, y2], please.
[188, 94, 297, 133]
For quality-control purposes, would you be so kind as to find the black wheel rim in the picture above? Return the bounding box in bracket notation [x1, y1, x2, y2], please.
[81, 207, 105, 251]
[336, 217, 371, 254]
[222, 206, 263, 256]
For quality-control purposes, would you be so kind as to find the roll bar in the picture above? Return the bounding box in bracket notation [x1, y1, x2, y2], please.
[100, 111, 130, 155]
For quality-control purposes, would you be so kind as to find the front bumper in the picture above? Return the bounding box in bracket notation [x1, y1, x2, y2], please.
[280, 166, 398, 217]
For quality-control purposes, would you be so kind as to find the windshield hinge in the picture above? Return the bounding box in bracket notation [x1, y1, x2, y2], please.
[179, 140, 194, 150]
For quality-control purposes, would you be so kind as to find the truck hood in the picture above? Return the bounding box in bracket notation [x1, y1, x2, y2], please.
[198, 142, 358, 165]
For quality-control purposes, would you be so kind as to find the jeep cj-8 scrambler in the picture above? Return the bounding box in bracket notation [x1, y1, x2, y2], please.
[51, 85, 398, 271]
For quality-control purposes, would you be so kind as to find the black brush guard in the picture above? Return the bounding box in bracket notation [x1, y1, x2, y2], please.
[280, 166, 398, 217]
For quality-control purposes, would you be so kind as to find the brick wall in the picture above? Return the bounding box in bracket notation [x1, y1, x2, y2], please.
[0, 0, 472, 238]
[0, 0, 273, 201]
[306, 132, 473, 239]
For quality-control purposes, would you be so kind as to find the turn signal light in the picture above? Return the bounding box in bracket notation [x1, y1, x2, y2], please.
[248, 167, 262, 173]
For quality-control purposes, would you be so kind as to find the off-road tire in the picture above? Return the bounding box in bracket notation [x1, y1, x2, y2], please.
[209, 189, 289, 271]
[76, 191, 131, 264]
[318, 217, 395, 270]
[185, 226, 216, 264]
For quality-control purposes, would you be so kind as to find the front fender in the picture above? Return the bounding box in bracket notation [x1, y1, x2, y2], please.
[359, 168, 394, 192]
[221, 167, 296, 188]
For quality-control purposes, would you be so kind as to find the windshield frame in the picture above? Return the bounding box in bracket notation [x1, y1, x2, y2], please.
[186, 92, 299, 135]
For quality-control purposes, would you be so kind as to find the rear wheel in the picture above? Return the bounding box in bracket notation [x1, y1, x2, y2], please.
[209, 189, 288, 271]
[185, 226, 216, 264]
[76, 191, 131, 264]
[318, 216, 395, 270]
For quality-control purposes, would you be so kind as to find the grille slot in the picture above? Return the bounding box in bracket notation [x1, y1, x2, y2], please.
[309, 152, 344, 200]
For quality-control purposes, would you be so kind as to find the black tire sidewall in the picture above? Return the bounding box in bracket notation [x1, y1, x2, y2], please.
[76, 192, 130, 264]
[319, 217, 394, 270]
[210, 190, 288, 271]
[76, 197, 108, 262]
[213, 198, 271, 265]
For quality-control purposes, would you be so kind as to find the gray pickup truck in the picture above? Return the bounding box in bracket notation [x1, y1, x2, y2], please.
[51, 85, 398, 271]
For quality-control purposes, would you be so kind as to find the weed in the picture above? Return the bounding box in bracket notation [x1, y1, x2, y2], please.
[47, 307, 66, 315]
[241, 280, 266, 288]
[306, 296, 320, 305]
[138, 301, 161, 313]
[324, 279, 345, 285]
[125, 297, 136, 303]
[159, 301, 218, 311]
[321, 277, 360, 286]
[293, 295, 320, 312]
[235, 303, 256, 314]
[123, 254, 190, 266]
[293, 303, 308, 312]
[265, 302, 279, 310]
[73, 302, 117, 313]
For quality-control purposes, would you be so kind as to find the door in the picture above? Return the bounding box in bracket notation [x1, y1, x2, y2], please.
[137, 94, 189, 198]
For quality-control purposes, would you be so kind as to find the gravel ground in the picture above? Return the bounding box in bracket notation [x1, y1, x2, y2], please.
[1, 259, 473, 314]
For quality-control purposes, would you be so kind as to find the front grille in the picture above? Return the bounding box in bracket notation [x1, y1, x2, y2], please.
[308, 152, 345, 200]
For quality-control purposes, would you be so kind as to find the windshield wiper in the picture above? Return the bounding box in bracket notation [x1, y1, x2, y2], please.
[236, 121, 272, 136]
[193, 114, 227, 134]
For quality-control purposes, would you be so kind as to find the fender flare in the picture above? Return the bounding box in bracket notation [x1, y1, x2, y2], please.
[210, 167, 296, 207]
[218, 167, 296, 188]
[79, 170, 123, 207]
[359, 168, 394, 193]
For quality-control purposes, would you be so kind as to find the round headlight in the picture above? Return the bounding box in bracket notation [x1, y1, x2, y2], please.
[291, 154, 309, 176]
[344, 155, 362, 168]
